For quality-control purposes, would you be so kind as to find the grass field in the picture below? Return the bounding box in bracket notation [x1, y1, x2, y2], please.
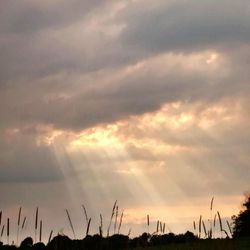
[1, 197, 250, 249]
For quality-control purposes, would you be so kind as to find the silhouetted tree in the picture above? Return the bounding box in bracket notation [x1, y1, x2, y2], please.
[232, 195, 250, 238]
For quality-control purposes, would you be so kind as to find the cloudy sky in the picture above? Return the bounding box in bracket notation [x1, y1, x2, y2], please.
[1, 0, 250, 242]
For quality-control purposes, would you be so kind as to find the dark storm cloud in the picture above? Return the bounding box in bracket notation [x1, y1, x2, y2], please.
[120, 0, 250, 54]
[0, 0, 113, 84]
[0, 0, 249, 132]
[0, 1, 249, 137]
[0, 130, 63, 182]
[0, 0, 109, 34]
[2, 49, 249, 132]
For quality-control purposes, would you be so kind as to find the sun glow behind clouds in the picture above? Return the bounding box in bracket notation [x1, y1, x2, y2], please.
[47, 98, 240, 178]
[25, 43, 245, 234]
[1, 96, 247, 237]
[66, 122, 166, 206]
[33, 98, 246, 235]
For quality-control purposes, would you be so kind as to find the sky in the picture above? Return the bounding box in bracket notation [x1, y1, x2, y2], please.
[0, 0, 250, 243]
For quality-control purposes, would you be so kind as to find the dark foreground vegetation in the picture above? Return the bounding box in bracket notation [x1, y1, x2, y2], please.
[0, 195, 249, 250]
[0, 233, 250, 250]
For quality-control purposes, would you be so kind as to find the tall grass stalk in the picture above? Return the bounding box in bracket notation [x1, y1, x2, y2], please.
[156, 220, 159, 233]
[35, 207, 39, 243]
[193, 221, 197, 236]
[210, 197, 214, 238]
[210, 197, 214, 211]
[147, 215, 149, 234]
[20, 216, 27, 239]
[81, 204, 88, 224]
[99, 214, 103, 236]
[160, 222, 163, 233]
[202, 221, 207, 238]
[7, 218, 10, 245]
[65, 209, 76, 239]
[114, 206, 118, 234]
[48, 230, 53, 244]
[213, 213, 217, 228]
[226, 220, 232, 237]
[86, 218, 91, 236]
[1, 225, 5, 240]
[118, 211, 124, 234]
[222, 229, 229, 238]
[217, 211, 223, 238]
[39, 220, 42, 242]
[107, 200, 117, 237]
[21, 217, 26, 230]
[17, 207, 22, 245]
[0, 211, 2, 242]
[163, 223, 165, 234]
[99, 226, 102, 237]
[198, 215, 202, 238]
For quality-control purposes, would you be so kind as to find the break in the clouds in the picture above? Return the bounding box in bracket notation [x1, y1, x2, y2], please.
[0, 0, 250, 238]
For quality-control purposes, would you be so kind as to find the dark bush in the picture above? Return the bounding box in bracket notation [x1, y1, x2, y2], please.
[46, 235, 72, 250]
[32, 243, 45, 250]
[20, 237, 33, 249]
[232, 195, 250, 238]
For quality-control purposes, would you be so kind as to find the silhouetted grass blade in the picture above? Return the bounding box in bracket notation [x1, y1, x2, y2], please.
[66, 209, 76, 239]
